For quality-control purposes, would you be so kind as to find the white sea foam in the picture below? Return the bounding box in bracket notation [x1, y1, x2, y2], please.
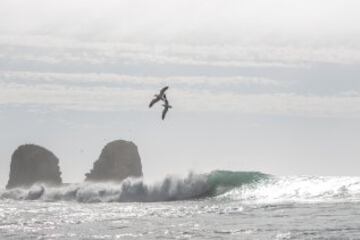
[0, 173, 210, 203]
[219, 176, 360, 203]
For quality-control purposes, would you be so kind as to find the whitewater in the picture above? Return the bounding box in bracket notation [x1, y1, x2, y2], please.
[1, 171, 360, 239]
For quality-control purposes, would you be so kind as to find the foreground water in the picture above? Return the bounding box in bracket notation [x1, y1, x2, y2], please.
[1, 172, 360, 239]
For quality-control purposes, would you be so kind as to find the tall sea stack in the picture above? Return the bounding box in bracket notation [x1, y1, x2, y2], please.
[6, 144, 62, 189]
[85, 140, 143, 182]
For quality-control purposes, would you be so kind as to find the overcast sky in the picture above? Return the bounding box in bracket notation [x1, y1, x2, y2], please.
[1, 0, 360, 186]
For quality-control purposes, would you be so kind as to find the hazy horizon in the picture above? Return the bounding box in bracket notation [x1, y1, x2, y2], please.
[1, 0, 360, 187]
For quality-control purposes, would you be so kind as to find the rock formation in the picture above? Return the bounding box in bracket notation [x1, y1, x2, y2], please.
[6, 144, 62, 189]
[85, 140, 143, 182]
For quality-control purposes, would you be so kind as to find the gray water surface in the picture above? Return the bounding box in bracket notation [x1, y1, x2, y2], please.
[1, 199, 360, 240]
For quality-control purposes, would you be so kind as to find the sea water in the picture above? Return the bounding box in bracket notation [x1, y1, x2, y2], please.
[1, 171, 360, 239]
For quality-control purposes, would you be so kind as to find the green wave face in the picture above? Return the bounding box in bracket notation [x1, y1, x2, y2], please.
[206, 170, 270, 196]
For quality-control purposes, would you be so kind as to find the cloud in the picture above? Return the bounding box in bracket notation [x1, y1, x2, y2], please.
[0, 71, 280, 88]
[1, 79, 360, 117]
[1, 36, 360, 71]
[172, 90, 360, 117]
[1, 0, 360, 68]
[1, 0, 360, 117]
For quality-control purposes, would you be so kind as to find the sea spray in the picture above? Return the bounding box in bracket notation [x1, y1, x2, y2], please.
[0, 170, 268, 203]
[218, 175, 360, 203]
[2, 172, 360, 204]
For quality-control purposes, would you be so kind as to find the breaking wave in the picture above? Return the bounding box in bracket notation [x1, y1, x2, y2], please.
[0, 170, 267, 203]
[219, 175, 360, 203]
[2, 171, 360, 204]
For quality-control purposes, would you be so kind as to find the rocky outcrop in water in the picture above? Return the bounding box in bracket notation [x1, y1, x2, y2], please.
[85, 140, 143, 182]
[6, 144, 62, 189]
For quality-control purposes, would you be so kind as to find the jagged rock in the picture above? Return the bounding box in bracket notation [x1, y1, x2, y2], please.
[85, 140, 143, 182]
[6, 144, 62, 189]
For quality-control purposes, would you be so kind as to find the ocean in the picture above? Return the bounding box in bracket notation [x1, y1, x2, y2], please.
[1, 171, 360, 240]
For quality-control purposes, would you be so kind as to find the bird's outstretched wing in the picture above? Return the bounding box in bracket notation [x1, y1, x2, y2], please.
[159, 86, 169, 96]
[162, 107, 169, 120]
[149, 97, 160, 108]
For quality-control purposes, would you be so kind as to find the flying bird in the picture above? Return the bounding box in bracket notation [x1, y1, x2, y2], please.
[161, 94, 172, 120]
[149, 86, 169, 108]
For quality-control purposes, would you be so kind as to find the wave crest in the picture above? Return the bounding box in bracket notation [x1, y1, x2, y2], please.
[4, 172, 360, 203]
[0, 170, 266, 203]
